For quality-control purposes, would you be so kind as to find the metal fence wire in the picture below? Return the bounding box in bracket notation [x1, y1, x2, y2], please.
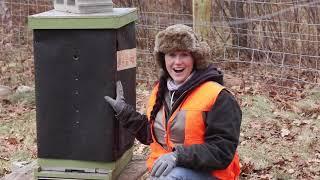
[1, 0, 319, 94]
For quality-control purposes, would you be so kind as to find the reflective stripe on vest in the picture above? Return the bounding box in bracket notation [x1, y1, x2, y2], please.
[146, 82, 240, 180]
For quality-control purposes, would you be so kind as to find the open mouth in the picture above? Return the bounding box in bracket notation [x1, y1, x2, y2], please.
[173, 68, 184, 73]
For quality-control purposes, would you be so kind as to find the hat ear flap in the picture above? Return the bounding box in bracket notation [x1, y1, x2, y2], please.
[154, 52, 165, 68]
[154, 53, 169, 78]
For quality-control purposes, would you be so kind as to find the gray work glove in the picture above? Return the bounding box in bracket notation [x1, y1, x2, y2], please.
[151, 152, 177, 177]
[104, 81, 126, 114]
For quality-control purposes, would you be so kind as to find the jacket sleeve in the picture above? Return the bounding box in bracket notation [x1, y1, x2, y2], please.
[175, 89, 242, 171]
[116, 105, 153, 145]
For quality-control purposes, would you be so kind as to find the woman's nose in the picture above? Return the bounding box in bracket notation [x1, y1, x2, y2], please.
[173, 56, 183, 64]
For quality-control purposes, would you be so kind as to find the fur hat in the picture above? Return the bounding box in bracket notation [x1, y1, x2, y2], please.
[154, 24, 211, 70]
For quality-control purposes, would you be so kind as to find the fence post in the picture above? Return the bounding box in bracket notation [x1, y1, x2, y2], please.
[192, 0, 212, 40]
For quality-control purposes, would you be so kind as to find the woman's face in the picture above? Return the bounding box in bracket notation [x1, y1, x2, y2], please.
[165, 50, 194, 85]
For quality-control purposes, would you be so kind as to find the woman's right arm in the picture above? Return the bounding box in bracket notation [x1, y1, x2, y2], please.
[116, 104, 153, 145]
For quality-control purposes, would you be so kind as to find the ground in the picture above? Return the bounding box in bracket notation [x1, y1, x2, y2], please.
[0, 56, 320, 179]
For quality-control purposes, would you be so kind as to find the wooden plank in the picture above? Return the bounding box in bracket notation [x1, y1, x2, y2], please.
[2, 160, 147, 180]
[192, 0, 212, 39]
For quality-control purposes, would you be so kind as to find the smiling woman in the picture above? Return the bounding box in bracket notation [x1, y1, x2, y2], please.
[104, 24, 242, 180]
[164, 51, 194, 85]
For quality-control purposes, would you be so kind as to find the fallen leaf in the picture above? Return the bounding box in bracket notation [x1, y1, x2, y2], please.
[281, 128, 290, 137]
[269, 91, 277, 98]
[274, 159, 286, 166]
[241, 161, 255, 174]
[288, 169, 295, 174]
[293, 119, 302, 126]
[250, 122, 262, 130]
[0, 156, 9, 161]
[6, 137, 18, 145]
[259, 174, 273, 179]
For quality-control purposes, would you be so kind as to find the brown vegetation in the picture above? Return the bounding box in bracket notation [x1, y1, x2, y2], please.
[0, 0, 319, 179]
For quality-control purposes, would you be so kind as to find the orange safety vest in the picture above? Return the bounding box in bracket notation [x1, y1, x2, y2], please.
[146, 81, 240, 180]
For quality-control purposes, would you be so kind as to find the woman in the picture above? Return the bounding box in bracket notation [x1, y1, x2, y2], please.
[105, 24, 241, 179]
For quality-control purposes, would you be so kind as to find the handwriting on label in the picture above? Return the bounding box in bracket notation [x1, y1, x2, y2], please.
[117, 48, 136, 71]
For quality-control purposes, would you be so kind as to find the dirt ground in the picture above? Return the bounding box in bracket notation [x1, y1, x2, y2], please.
[0, 49, 320, 179]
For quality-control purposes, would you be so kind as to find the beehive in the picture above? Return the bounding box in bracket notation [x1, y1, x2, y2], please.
[28, 8, 137, 179]
[54, 0, 113, 14]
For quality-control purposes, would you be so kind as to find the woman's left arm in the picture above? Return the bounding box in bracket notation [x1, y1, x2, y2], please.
[174, 89, 242, 171]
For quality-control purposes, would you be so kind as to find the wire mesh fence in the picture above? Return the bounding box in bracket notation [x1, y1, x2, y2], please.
[0, 0, 319, 94]
[1, 0, 52, 45]
[0, 0, 52, 87]
[116, 0, 320, 94]
[214, 0, 320, 92]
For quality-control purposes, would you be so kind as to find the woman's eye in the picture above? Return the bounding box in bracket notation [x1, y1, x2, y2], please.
[181, 53, 189, 57]
[169, 53, 176, 57]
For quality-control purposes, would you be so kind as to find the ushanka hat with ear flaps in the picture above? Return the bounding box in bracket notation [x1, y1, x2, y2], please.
[154, 24, 211, 70]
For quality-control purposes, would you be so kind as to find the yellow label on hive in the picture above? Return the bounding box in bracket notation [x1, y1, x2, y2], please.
[117, 48, 136, 71]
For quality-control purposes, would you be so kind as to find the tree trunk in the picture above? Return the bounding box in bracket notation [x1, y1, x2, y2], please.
[193, 0, 212, 40]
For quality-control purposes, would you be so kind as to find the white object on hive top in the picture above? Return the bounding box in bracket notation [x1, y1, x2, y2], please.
[53, 0, 113, 14]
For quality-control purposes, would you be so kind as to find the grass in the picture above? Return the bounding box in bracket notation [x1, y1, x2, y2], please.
[239, 88, 320, 179]
[242, 95, 276, 119]
[0, 110, 36, 174]
[0, 89, 36, 177]
[7, 91, 36, 107]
